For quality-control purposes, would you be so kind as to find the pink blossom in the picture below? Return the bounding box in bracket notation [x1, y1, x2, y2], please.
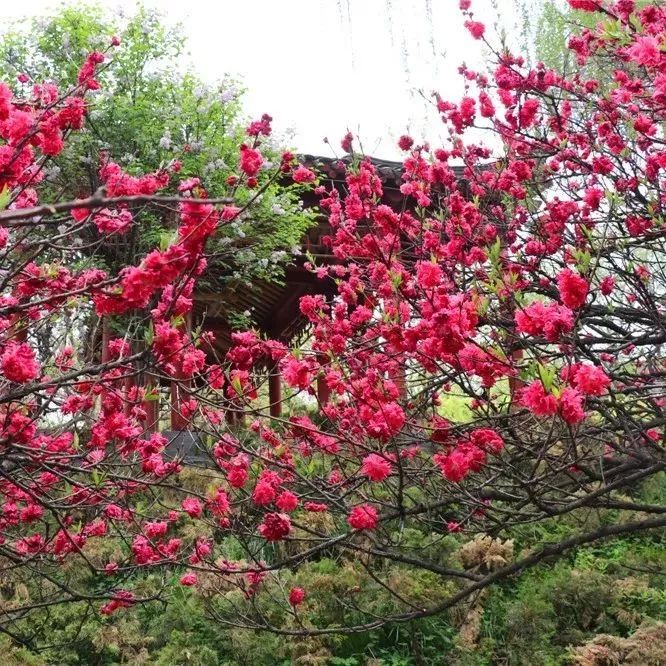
[181, 497, 203, 518]
[1, 343, 40, 383]
[304, 502, 329, 512]
[348, 504, 379, 530]
[520, 381, 559, 417]
[515, 301, 575, 342]
[239, 145, 263, 177]
[361, 453, 393, 482]
[626, 216, 652, 236]
[246, 113, 272, 137]
[434, 444, 486, 483]
[253, 480, 277, 506]
[398, 135, 414, 151]
[465, 20, 485, 40]
[275, 490, 299, 512]
[93, 208, 133, 235]
[292, 165, 316, 184]
[415, 261, 443, 289]
[559, 387, 586, 424]
[572, 364, 610, 396]
[281, 356, 314, 390]
[469, 429, 504, 454]
[557, 269, 589, 309]
[100, 590, 135, 615]
[144, 521, 168, 539]
[180, 571, 197, 586]
[289, 586, 306, 606]
[258, 513, 291, 541]
[627, 35, 661, 68]
[567, 0, 599, 10]
[600, 276, 615, 295]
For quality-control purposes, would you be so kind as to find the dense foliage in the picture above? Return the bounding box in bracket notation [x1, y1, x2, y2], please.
[0, 0, 663, 662]
[1, 519, 664, 664]
[0, 5, 313, 289]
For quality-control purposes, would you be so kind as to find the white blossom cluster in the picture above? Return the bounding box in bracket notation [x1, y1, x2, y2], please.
[204, 158, 228, 174]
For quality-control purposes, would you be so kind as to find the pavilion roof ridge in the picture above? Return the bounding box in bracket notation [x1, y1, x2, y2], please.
[299, 154, 470, 186]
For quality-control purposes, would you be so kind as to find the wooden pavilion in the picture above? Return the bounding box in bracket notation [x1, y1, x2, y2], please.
[141, 156, 468, 433]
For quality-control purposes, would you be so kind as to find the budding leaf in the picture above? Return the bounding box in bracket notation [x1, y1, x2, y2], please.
[0, 187, 9, 211]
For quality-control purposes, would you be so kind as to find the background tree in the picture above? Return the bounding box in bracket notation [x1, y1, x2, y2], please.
[0, 4, 313, 302]
[0, 30, 312, 649]
[191, 0, 666, 637]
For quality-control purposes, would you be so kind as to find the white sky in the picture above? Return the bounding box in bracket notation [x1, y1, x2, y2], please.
[0, 0, 530, 160]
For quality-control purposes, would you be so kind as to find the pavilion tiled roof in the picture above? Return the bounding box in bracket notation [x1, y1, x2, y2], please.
[194, 155, 469, 354]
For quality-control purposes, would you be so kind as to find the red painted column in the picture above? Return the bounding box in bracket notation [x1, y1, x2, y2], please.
[10, 312, 27, 343]
[124, 376, 134, 417]
[142, 373, 159, 433]
[508, 348, 525, 405]
[170, 311, 192, 431]
[99, 317, 115, 412]
[170, 381, 190, 430]
[101, 318, 111, 364]
[316, 353, 331, 408]
[393, 362, 407, 400]
[268, 363, 282, 418]
[225, 402, 246, 427]
[103, 318, 137, 418]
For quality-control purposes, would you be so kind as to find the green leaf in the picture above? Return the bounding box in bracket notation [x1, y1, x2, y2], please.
[231, 375, 243, 396]
[144, 387, 159, 401]
[488, 237, 503, 272]
[600, 19, 624, 40]
[159, 231, 175, 251]
[537, 364, 556, 394]
[144, 321, 154, 346]
[573, 248, 591, 274]
[0, 186, 10, 211]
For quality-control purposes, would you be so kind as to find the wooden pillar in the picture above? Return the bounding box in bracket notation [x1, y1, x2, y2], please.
[316, 353, 331, 408]
[101, 318, 111, 364]
[268, 363, 282, 418]
[225, 402, 246, 427]
[99, 318, 116, 414]
[392, 362, 407, 400]
[170, 311, 192, 431]
[497, 224, 523, 407]
[124, 336, 136, 419]
[142, 373, 159, 433]
[10, 312, 27, 343]
[170, 380, 190, 431]
[508, 348, 524, 405]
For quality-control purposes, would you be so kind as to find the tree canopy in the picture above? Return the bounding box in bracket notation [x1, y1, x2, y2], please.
[0, 5, 313, 292]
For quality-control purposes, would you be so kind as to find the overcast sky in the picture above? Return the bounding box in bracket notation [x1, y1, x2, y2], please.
[0, 0, 530, 159]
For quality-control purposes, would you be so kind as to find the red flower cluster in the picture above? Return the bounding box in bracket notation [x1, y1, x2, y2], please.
[557, 269, 589, 309]
[515, 301, 575, 342]
[348, 504, 379, 530]
[565, 363, 611, 396]
[258, 513, 292, 541]
[1, 343, 40, 383]
[292, 164, 316, 184]
[289, 586, 306, 606]
[520, 382, 586, 424]
[239, 145, 263, 177]
[434, 430, 504, 483]
[361, 453, 393, 482]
